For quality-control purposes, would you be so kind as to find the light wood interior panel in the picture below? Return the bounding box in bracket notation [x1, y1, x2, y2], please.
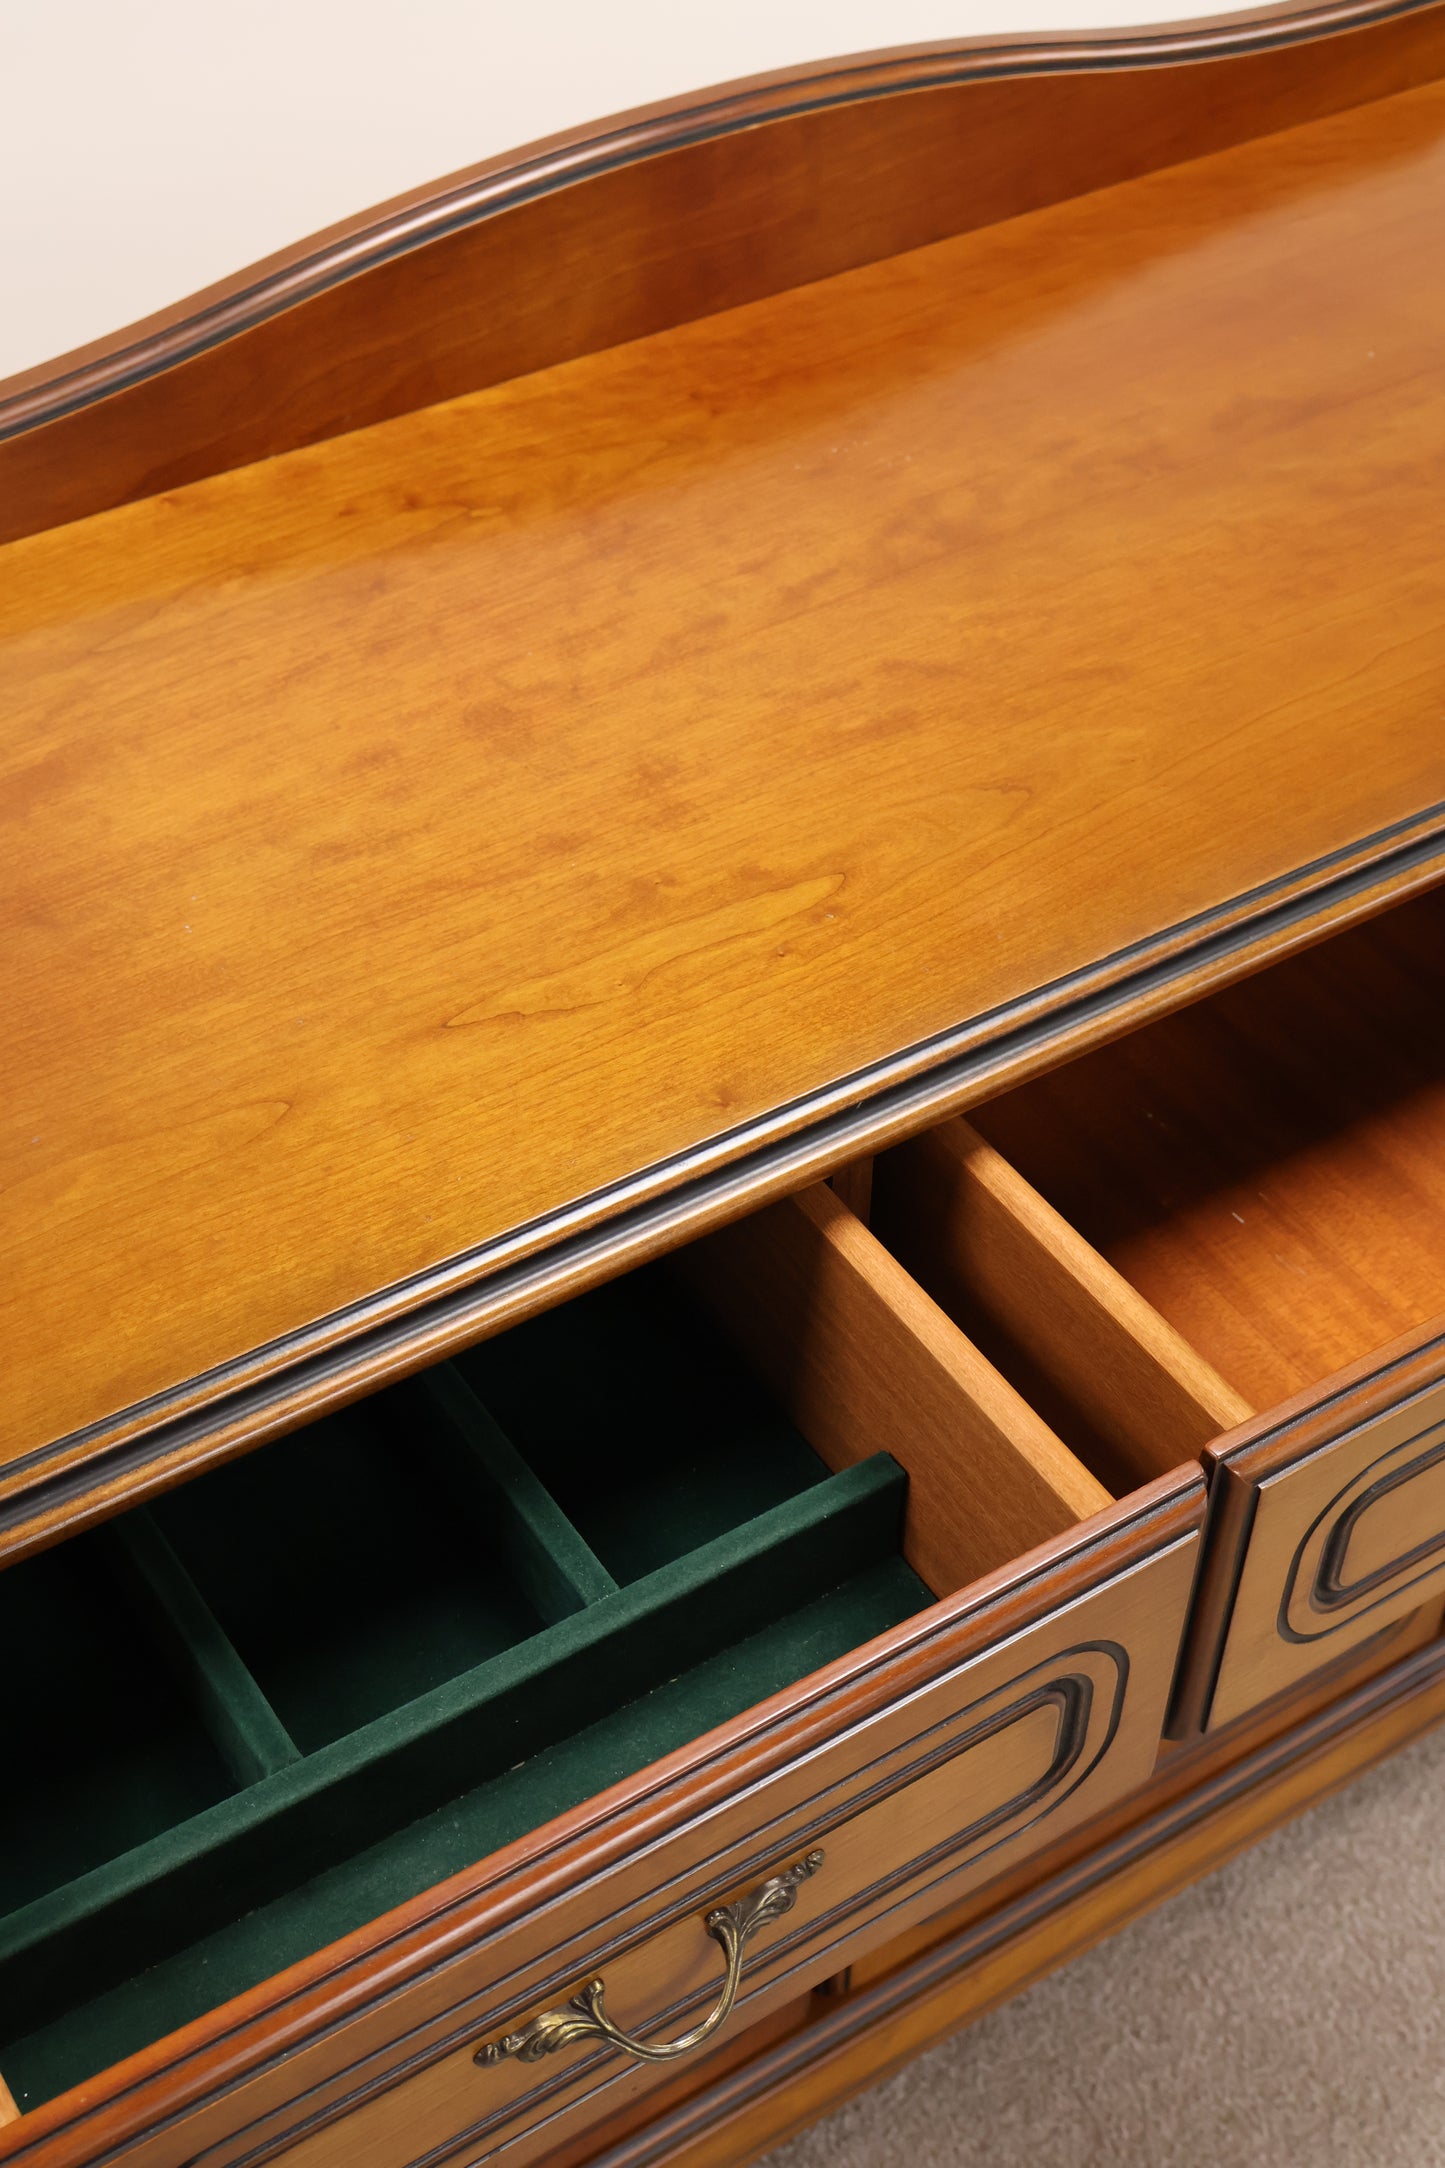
[971, 888, 1445, 1411]
[675, 1184, 1111, 1594]
[871, 1120, 1250, 1497]
[0, 2070, 18, 2126]
[829, 1159, 875, 1227]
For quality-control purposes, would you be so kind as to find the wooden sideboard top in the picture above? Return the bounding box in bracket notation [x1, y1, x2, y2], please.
[3, 65, 1444, 1505]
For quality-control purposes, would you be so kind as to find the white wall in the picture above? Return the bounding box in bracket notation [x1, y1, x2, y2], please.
[2, 0, 1257, 383]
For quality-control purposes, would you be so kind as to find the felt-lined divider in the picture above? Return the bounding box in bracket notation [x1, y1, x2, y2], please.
[0, 1262, 931, 2106]
[408, 1366, 620, 1616]
[6, 1548, 922, 2111]
[1, 1458, 913, 2083]
[103, 1511, 302, 1787]
[454, 1265, 838, 1584]
[145, 1392, 558, 1753]
[0, 1537, 240, 1922]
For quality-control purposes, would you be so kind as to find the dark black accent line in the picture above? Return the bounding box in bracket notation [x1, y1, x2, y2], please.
[4, 803, 1443, 1539]
[1191, 1479, 1260, 1736]
[1198, 1338, 1445, 1720]
[1276, 1408, 1445, 1644]
[1225, 1322, 1445, 1472]
[0, 1498, 1188, 2168]
[1314, 1431, 1445, 1611]
[568, 1637, 1445, 2168]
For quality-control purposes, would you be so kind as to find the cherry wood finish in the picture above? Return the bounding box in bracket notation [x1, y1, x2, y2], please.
[424, 1612, 1433, 2168]
[972, 890, 1445, 1413]
[6, 17, 1445, 2168]
[3, 0, 1445, 544]
[964, 900, 1445, 1728]
[265, 1545, 1192, 2168]
[5, 76, 1445, 1552]
[828, 1162, 875, 1229]
[1178, 1328, 1445, 1729]
[677, 1185, 1110, 1595]
[846, 1593, 1445, 1992]
[534, 1995, 822, 2168]
[871, 1120, 1250, 1498]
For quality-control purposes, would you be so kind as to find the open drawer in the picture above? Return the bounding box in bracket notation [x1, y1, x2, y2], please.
[0, 1187, 1200, 2168]
[933, 884, 1445, 1734]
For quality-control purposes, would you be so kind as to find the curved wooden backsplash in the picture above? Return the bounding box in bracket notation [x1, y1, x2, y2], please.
[2, 0, 1444, 543]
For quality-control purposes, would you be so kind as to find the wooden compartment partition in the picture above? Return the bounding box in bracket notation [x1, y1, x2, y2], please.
[8, 880, 1442, 2149]
[817, 888, 1445, 1741]
[870, 1124, 1251, 1501]
[891, 885, 1445, 1732]
[967, 887, 1445, 1412]
[676, 1184, 1110, 1597]
[9, 913, 1426, 2162]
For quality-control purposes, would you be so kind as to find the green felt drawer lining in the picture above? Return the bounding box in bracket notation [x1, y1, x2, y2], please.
[1, 1263, 933, 2111]
[4, 1555, 924, 2112]
[406, 1366, 620, 1616]
[103, 1511, 302, 1787]
[0, 1446, 909, 2048]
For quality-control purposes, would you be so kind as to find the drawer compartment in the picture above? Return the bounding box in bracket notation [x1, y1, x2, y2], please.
[0, 1190, 1200, 2164]
[956, 885, 1445, 1727]
[0, 1254, 926, 2116]
[0, 1266, 927, 2115]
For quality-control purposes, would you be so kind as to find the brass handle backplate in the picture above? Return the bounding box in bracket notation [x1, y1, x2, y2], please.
[475, 1849, 824, 2069]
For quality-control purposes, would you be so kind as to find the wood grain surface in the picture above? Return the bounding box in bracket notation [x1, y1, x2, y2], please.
[872, 1121, 1250, 1497]
[103, 1549, 1197, 2168]
[678, 1183, 1110, 1595]
[272, 1702, 1083, 2168]
[539, 1599, 1445, 2168]
[5, 76, 1445, 1497]
[850, 1595, 1445, 1988]
[487, 1600, 1443, 2168]
[4, 0, 1444, 542]
[972, 891, 1445, 1410]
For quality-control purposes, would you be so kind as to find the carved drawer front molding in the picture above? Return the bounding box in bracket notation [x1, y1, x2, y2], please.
[206, 1523, 1197, 2168]
[1188, 1337, 1445, 1731]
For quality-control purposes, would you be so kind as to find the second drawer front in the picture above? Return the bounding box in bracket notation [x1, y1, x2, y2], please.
[259, 1517, 1197, 2168]
[1190, 1334, 1445, 1731]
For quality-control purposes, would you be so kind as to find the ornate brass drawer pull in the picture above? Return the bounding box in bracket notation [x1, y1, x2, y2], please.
[476, 1849, 824, 2069]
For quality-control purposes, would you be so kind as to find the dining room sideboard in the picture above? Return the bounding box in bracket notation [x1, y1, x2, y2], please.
[3, 4, 1445, 2161]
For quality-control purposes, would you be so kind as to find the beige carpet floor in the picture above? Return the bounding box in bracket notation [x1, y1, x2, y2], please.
[761, 1718, 1445, 2168]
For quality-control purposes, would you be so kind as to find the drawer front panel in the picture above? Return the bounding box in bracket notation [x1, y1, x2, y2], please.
[256, 1526, 1196, 2168]
[1195, 1346, 1445, 1731]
